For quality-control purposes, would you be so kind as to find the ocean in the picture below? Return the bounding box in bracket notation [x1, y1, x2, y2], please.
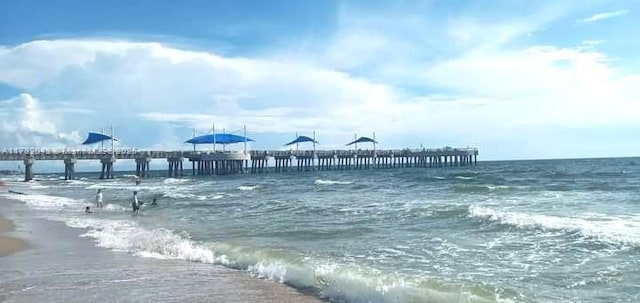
[2, 157, 639, 302]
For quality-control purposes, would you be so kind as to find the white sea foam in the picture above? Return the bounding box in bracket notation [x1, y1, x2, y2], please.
[238, 185, 259, 191]
[7, 193, 85, 210]
[60, 214, 501, 303]
[85, 183, 166, 192]
[455, 176, 475, 180]
[65, 180, 90, 185]
[103, 204, 127, 212]
[162, 192, 207, 201]
[66, 217, 219, 263]
[29, 183, 51, 189]
[469, 205, 640, 247]
[314, 179, 353, 185]
[163, 178, 189, 184]
[0, 175, 23, 182]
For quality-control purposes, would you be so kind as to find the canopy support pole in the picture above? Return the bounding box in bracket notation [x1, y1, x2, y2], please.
[354, 133, 358, 150]
[373, 131, 376, 152]
[101, 127, 104, 151]
[193, 128, 196, 152]
[111, 125, 114, 154]
[212, 123, 216, 152]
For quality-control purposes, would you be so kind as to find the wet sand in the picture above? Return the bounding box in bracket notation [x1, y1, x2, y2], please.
[0, 197, 325, 303]
[0, 214, 27, 256]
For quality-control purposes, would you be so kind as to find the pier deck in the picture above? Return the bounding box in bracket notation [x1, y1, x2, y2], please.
[0, 147, 478, 181]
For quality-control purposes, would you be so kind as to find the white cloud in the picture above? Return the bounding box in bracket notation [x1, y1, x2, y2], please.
[0, 93, 82, 148]
[581, 9, 629, 23]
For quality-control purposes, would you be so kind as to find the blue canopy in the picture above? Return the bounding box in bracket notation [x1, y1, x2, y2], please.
[346, 136, 377, 146]
[185, 133, 255, 145]
[285, 135, 318, 146]
[82, 132, 116, 145]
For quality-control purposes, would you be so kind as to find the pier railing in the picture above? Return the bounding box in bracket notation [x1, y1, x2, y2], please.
[0, 147, 478, 161]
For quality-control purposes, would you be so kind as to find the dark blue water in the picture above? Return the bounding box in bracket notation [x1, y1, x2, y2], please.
[3, 158, 640, 302]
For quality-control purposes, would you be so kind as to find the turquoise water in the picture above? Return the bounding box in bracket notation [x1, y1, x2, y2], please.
[3, 158, 640, 302]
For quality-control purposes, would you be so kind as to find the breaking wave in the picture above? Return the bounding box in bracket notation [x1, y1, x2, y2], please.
[469, 205, 640, 247]
[314, 179, 353, 185]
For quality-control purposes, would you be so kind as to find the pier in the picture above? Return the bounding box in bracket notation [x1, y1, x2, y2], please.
[0, 147, 478, 181]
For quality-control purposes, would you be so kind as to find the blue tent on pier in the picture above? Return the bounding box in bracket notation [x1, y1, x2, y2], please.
[346, 136, 377, 146]
[285, 135, 318, 146]
[185, 133, 254, 145]
[82, 132, 117, 145]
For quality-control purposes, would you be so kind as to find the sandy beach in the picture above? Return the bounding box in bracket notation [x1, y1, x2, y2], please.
[0, 196, 324, 303]
[0, 214, 27, 256]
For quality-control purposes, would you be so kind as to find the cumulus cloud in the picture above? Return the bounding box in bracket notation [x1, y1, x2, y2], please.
[0, 39, 422, 149]
[0, 93, 82, 148]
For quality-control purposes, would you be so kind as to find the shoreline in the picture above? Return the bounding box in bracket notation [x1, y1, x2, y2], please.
[0, 196, 325, 302]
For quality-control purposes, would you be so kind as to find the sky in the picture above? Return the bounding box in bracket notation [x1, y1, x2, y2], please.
[1, 0, 640, 162]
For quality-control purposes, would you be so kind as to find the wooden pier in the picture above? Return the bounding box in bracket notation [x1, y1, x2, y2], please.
[0, 147, 478, 181]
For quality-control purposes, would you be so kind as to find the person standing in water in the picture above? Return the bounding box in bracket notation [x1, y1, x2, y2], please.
[95, 189, 103, 208]
[132, 191, 140, 214]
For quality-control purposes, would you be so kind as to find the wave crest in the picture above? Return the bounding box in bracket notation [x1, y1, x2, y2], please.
[314, 179, 353, 185]
[469, 205, 640, 247]
[238, 185, 259, 191]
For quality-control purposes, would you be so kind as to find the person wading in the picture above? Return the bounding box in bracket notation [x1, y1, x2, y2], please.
[132, 191, 140, 215]
[95, 189, 103, 208]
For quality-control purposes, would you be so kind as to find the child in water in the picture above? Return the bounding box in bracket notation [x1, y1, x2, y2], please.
[95, 189, 103, 208]
[132, 191, 140, 214]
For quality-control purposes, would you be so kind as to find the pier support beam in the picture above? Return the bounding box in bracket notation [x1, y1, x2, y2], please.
[135, 157, 151, 178]
[64, 158, 77, 180]
[23, 156, 35, 182]
[100, 156, 116, 179]
[167, 157, 184, 177]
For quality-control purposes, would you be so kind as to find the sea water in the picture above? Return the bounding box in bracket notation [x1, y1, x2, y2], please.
[2, 157, 640, 302]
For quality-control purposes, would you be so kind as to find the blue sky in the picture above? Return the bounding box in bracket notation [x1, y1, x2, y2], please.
[1, 0, 640, 163]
